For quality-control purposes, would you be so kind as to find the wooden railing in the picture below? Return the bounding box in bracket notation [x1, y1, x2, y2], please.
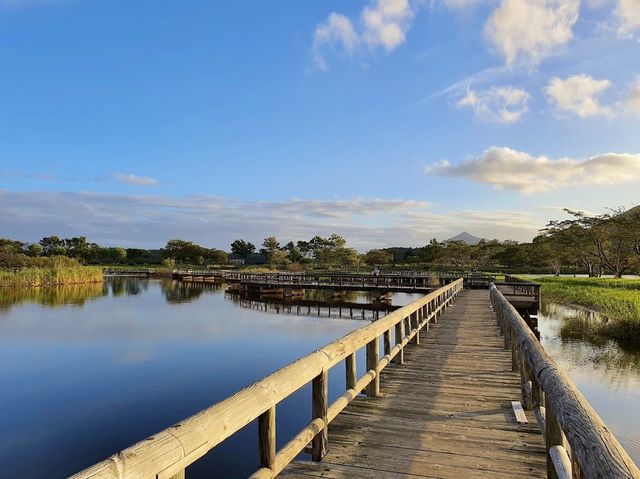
[223, 271, 437, 289]
[490, 283, 640, 479]
[496, 278, 541, 305]
[70, 279, 464, 479]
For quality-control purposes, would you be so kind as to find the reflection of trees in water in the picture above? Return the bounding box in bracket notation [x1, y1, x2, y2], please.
[543, 302, 640, 377]
[161, 279, 221, 304]
[109, 278, 149, 297]
[0, 282, 108, 315]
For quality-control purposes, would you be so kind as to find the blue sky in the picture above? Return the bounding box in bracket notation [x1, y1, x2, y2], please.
[1, 0, 639, 249]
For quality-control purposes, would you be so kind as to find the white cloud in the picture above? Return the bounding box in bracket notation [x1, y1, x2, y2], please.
[456, 86, 530, 123]
[485, 0, 580, 68]
[624, 76, 640, 113]
[616, 0, 640, 34]
[311, 0, 414, 69]
[427, 147, 640, 193]
[312, 13, 359, 70]
[362, 0, 414, 50]
[545, 74, 613, 118]
[113, 174, 158, 186]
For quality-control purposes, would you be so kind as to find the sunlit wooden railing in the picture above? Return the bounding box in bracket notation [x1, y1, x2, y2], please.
[70, 279, 464, 479]
[490, 283, 640, 479]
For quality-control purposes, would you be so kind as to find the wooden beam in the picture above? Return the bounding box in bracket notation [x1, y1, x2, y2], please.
[312, 371, 328, 461]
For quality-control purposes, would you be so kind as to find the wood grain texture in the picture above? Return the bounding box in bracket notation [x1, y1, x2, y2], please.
[280, 290, 547, 479]
[491, 284, 640, 479]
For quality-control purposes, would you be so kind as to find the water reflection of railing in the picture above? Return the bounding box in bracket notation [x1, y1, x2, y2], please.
[225, 292, 398, 321]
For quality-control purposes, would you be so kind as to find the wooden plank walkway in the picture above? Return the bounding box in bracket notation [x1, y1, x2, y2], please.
[280, 289, 547, 479]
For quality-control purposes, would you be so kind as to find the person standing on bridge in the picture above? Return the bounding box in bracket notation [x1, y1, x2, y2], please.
[372, 266, 380, 286]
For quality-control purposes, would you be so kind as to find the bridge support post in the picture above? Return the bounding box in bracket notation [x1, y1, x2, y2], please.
[366, 337, 380, 397]
[312, 370, 328, 461]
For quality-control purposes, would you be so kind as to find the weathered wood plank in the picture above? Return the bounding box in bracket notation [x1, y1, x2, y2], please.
[512, 401, 528, 424]
[281, 290, 548, 479]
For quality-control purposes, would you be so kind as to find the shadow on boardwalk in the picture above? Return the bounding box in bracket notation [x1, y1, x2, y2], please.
[280, 290, 547, 478]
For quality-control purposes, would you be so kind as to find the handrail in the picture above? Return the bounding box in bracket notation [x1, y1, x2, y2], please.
[70, 279, 464, 479]
[490, 283, 640, 479]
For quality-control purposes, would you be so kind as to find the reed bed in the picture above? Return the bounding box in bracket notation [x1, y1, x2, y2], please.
[0, 257, 104, 288]
[533, 277, 640, 339]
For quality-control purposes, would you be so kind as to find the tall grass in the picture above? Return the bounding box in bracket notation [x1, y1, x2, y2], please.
[0, 257, 104, 288]
[532, 277, 640, 339]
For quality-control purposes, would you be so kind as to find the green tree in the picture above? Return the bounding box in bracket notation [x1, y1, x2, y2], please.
[261, 236, 281, 261]
[230, 239, 256, 258]
[64, 236, 90, 261]
[26, 243, 44, 257]
[39, 236, 65, 255]
[0, 238, 25, 254]
[283, 242, 304, 263]
[110, 247, 128, 264]
[363, 249, 393, 266]
[206, 248, 228, 264]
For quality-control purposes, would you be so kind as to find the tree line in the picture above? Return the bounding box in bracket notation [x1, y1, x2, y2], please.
[1, 205, 638, 275]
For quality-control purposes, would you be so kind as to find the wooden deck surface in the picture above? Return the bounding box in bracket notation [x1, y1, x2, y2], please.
[280, 289, 547, 479]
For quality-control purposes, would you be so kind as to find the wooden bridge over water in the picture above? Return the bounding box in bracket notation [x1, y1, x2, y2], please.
[72, 279, 639, 479]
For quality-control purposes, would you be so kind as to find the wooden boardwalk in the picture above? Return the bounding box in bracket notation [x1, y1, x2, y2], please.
[280, 289, 547, 479]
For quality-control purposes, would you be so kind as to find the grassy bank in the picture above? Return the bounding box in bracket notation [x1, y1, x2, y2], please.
[532, 277, 640, 339]
[0, 257, 104, 288]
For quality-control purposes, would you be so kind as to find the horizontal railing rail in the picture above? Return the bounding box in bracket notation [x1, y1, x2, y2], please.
[490, 283, 640, 479]
[71, 279, 464, 479]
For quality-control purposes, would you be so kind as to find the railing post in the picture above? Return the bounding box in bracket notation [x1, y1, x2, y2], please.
[383, 329, 391, 356]
[258, 406, 276, 469]
[345, 353, 356, 390]
[392, 321, 404, 364]
[411, 312, 419, 344]
[169, 471, 185, 479]
[511, 327, 519, 372]
[546, 402, 565, 479]
[366, 337, 380, 397]
[312, 370, 328, 461]
[520, 353, 531, 410]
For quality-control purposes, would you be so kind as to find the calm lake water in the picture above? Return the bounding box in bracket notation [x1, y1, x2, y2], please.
[2, 281, 639, 477]
[538, 302, 640, 463]
[0, 278, 421, 478]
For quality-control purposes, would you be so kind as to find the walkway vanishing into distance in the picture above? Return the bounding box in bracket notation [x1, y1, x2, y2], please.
[71, 278, 640, 479]
[280, 289, 546, 478]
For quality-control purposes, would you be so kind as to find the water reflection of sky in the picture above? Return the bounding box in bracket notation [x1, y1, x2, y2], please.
[538, 302, 640, 462]
[0, 279, 420, 478]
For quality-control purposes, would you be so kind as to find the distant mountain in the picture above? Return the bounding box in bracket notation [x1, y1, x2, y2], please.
[446, 232, 485, 245]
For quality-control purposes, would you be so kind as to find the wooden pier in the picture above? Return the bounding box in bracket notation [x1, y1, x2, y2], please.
[70, 279, 639, 479]
[279, 289, 546, 478]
